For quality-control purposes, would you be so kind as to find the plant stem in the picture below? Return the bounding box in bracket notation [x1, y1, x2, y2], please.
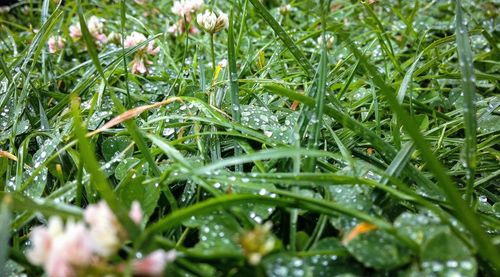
[210, 33, 216, 73]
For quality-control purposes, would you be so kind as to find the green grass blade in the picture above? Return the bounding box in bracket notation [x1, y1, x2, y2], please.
[228, 10, 242, 171]
[304, 0, 328, 171]
[77, 10, 106, 82]
[0, 195, 12, 276]
[455, 1, 477, 204]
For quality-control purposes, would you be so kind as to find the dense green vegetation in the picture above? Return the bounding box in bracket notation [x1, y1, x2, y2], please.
[0, 0, 499, 276]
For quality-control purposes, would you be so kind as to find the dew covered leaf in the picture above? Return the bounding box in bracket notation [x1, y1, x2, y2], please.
[306, 238, 363, 277]
[101, 136, 133, 161]
[114, 157, 142, 180]
[328, 184, 374, 231]
[183, 211, 242, 255]
[0, 99, 14, 131]
[240, 105, 294, 143]
[209, 176, 276, 223]
[23, 135, 63, 197]
[116, 173, 159, 220]
[420, 231, 477, 276]
[477, 96, 500, 134]
[344, 229, 411, 270]
[263, 253, 310, 277]
[394, 211, 447, 245]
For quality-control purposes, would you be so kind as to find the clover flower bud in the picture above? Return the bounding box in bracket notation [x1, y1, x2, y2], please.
[107, 31, 122, 45]
[317, 35, 334, 49]
[239, 222, 276, 265]
[279, 4, 292, 15]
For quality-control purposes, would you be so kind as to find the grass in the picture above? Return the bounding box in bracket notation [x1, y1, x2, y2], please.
[0, 0, 499, 276]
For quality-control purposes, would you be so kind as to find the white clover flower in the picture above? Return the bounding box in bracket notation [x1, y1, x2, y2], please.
[25, 201, 171, 277]
[197, 10, 228, 34]
[197, 10, 216, 33]
[0, 6, 10, 14]
[45, 221, 93, 277]
[317, 35, 334, 49]
[87, 16, 103, 36]
[279, 4, 292, 15]
[124, 31, 147, 48]
[239, 222, 276, 266]
[216, 12, 229, 31]
[167, 23, 181, 37]
[107, 31, 122, 45]
[69, 16, 107, 43]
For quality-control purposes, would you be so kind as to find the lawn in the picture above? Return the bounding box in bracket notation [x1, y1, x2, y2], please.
[0, 0, 499, 276]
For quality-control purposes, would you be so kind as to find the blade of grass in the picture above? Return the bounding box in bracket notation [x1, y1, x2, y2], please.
[0, 195, 12, 277]
[120, 0, 131, 106]
[304, 0, 328, 171]
[228, 10, 242, 172]
[77, 9, 106, 83]
[455, 1, 477, 205]
[0, 192, 82, 218]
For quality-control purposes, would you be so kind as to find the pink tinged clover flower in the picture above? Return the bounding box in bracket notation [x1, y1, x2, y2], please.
[87, 16, 107, 43]
[124, 32, 160, 74]
[84, 201, 125, 257]
[27, 218, 94, 277]
[131, 56, 149, 74]
[171, 0, 204, 17]
[26, 217, 64, 266]
[69, 24, 82, 41]
[132, 250, 177, 276]
[48, 36, 65, 54]
[129, 201, 143, 225]
[45, 222, 93, 277]
[124, 31, 159, 55]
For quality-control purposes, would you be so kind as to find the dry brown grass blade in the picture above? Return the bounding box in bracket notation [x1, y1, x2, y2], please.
[87, 97, 181, 137]
[0, 150, 18, 161]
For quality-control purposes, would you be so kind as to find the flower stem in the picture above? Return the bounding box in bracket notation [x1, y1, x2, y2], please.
[210, 33, 215, 73]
